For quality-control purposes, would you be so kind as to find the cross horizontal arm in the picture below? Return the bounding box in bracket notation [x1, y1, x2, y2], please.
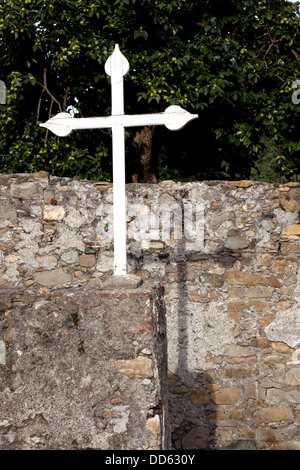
[40, 106, 198, 137]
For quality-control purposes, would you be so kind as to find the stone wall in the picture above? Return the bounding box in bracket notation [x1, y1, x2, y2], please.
[0, 172, 300, 450]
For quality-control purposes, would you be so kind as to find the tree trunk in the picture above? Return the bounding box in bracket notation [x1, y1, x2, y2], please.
[132, 126, 157, 183]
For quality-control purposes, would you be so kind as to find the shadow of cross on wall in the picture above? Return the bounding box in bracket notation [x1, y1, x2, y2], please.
[0, 81, 5, 104]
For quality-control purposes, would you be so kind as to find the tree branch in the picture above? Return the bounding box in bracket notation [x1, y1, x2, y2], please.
[63, 86, 70, 112]
[291, 49, 299, 61]
[37, 68, 62, 113]
[36, 87, 45, 121]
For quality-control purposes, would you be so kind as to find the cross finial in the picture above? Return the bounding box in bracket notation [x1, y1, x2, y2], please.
[104, 44, 130, 80]
[105, 44, 129, 117]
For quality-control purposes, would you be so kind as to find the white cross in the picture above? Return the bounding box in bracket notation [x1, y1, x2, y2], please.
[40, 44, 198, 276]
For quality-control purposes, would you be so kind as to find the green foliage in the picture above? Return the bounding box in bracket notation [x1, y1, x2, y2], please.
[250, 136, 278, 183]
[0, 0, 300, 181]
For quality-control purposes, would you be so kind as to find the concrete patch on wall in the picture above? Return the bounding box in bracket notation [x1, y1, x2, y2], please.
[265, 306, 300, 348]
[265, 271, 300, 348]
[167, 301, 235, 385]
[111, 405, 130, 434]
[190, 302, 235, 369]
[0, 340, 5, 365]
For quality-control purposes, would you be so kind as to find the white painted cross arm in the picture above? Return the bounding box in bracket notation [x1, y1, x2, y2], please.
[40, 105, 198, 137]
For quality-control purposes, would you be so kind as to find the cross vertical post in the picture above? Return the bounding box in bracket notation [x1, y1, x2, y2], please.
[105, 45, 130, 275]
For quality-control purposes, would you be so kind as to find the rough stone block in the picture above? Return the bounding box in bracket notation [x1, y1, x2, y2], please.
[102, 274, 143, 289]
[0, 206, 17, 224]
[281, 242, 300, 254]
[226, 270, 268, 286]
[78, 253, 96, 268]
[34, 268, 72, 287]
[115, 356, 153, 378]
[254, 407, 293, 425]
[182, 426, 210, 450]
[11, 182, 43, 200]
[43, 205, 66, 221]
[211, 387, 240, 405]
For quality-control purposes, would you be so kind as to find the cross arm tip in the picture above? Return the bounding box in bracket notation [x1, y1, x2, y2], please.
[164, 105, 198, 131]
[39, 112, 73, 137]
